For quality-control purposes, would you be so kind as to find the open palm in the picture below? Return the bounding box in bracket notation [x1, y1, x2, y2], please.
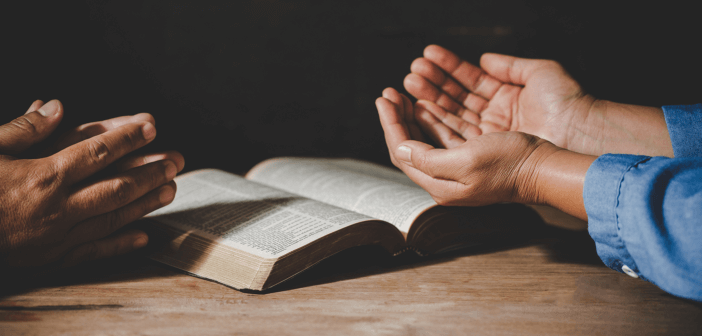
[404, 45, 597, 152]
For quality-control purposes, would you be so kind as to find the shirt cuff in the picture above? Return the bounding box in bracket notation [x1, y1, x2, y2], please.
[584, 154, 651, 279]
[662, 103, 702, 158]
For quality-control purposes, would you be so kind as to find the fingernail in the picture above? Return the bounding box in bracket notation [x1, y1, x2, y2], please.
[165, 161, 177, 180]
[133, 236, 148, 249]
[396, 145, 412, 164]
[142, 122, 156, 140]
[36, 100, 59, 117]
[159, 185, 175, 205]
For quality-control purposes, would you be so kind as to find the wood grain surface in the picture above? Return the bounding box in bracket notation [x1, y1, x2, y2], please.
[2, 226, 701, 335]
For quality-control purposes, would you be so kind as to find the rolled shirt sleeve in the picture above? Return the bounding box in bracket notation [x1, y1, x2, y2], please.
[584, 104, 702, 301]
[663, 103, 702, 158]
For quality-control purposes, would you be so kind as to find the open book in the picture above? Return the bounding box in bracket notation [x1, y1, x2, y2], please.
[144, 158, 540, 291]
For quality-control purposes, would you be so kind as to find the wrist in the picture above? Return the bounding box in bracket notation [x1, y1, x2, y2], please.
[512, 138, 561, 205]
[514, 139, 596, 221]
[582, 99, 673, 157]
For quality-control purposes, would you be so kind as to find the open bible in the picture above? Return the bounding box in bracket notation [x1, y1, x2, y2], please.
[144, 158, 539, 291]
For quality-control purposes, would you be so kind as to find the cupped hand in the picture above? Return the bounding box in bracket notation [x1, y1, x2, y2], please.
[404, 45, 597, 154]
[0, 100, 184, 272]
[377, 88, 558, 207]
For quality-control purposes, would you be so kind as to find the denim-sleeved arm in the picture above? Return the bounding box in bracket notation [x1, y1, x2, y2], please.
[663, 104, 702, 158]
[585, 155, 702, 301]
[585, 104, 702, 301]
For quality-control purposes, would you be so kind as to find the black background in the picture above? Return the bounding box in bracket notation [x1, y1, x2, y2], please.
[6, 1, 701, 173]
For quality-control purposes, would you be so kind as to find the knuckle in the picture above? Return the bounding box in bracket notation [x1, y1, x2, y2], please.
[86, 139, 111, 166]
[25, 163, 61, 191]
[10, 116, 39, 137]
[48, 155, 71, 183]
[110, 177, 137, 206]
[154, 160, 171, 181]
[120, 125, 143, 148]
[105, 210, 129, 234]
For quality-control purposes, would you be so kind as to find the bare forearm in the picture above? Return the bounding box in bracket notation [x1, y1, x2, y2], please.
[518, 143, 597, 221]
[520, 100, 672, 220]
[578, 100, 673, 157]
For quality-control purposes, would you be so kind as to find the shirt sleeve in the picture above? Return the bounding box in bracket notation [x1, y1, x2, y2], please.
[662, 103, 702, 158]
[584, 104, 702, 301]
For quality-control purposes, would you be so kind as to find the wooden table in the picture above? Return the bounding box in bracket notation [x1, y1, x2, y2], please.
[2, 225, 701, 335]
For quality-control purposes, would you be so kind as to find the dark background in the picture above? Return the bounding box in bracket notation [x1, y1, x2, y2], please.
[6, 1, 701, 173]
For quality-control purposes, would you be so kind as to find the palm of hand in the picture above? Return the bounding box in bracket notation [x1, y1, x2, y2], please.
[494, 68, 592, 147]
[376, 87, 557, 207]
[404, 45, 594, 150]
[440, 131, 550, 206]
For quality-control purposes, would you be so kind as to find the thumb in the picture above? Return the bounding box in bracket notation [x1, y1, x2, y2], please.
[0, 99, 63, 155]
[480, 53, 556, 86]
[25, 99, 44, 114]
[394, 140, 458, 181]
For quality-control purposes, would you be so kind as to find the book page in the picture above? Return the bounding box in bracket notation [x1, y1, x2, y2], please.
[147, 169, 374, 258]
[246, 158, 437, 233]
[315, 158, 420, 188]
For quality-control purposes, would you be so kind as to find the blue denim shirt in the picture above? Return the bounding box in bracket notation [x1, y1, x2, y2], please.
[584, 104, 702, 301]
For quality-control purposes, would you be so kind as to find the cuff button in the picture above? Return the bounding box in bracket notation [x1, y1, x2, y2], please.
[622, 265, 639, 278]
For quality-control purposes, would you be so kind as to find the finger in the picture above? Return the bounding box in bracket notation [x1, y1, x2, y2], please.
[382, 87, 405, 106]
[25, 100, 45, 114]
[478, 92, 518, 132]
[383, 88, 413, 131]
[0, 99, 63, 155]
[400, 92, 414, 123]
[416, 100, 481, 138]
[43, 113, 155, 156]
[377, 99, 468, 202]
[60, 228, 149, 268]
[113, 150, 185, 173]
[399, 91, 426, 142]
[479, 120, 511, 134]
[415, 106, 466, 149]
[67, 160, 178, 221]
[416, 100, 481, 144]
[404, 73, 467, 115]
[52, 121, 157, 185]
[382, 87, 413, 135]
[376, 95, 412, 163]
[423, 45, 503, 101]
[393, 139, 463, 182]
[381, 88, 419, 139]
[67, 181, 176, 245]
[480, 53, 560, 86]
[409, 58, 490, 114]
[390, 140, 461, 197]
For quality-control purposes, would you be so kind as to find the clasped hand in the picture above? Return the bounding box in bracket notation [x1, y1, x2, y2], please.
[0, 100, 184, 272]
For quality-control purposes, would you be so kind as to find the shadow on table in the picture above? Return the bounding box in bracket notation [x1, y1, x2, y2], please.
[0, 242, 183, 298]
[0, 204, 602, 298]
[0, 199, 283, 298]
[260, 223, 603, 294]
